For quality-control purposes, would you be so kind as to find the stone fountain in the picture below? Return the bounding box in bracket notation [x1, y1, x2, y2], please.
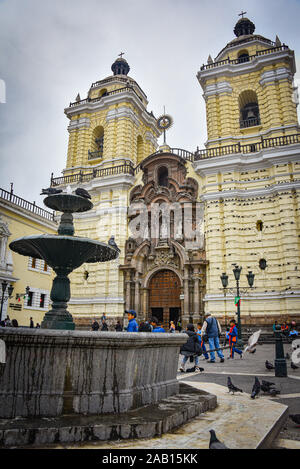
[0, 190, 215, 447]
[9, 192, 118, 330]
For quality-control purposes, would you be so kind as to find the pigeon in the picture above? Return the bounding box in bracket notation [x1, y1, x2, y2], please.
[108, 235, 121, 253]
[251, 377, 261, 399]
[265, 360, 275, 370]
[75, 187, 91, 199]
[186, 366, 197, 372]
[227, 376, 243, 394]
[209, 430, 228, 449]
[291, 362, 299, 370]
[40, 187, 63, 195]
[244, 329, 261, 353]
[289, 414, 300, 426]
[195, 366, 205, 372]
[262, 380, 275, 388]
[268, 388, 280, 397]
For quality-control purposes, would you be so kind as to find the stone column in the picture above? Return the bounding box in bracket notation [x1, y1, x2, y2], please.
[140, 287, 149, 321]
[193, 267, 200, 322]
[183, 266, 190, 326]
[134, 272, 140, 315]
[125, 271, 131, 311]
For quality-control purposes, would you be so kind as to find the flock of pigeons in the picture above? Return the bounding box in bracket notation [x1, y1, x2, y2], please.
[40, 186, 120, 253]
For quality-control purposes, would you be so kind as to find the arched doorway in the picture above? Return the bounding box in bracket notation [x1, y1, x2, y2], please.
[148, 269, 181, 329]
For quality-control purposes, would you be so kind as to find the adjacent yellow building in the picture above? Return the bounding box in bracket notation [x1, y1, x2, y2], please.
[49, 16, 300, 328]
[0, 187, 57, 326]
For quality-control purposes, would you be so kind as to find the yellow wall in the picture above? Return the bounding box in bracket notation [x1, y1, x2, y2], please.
[0, 201, 57, 326]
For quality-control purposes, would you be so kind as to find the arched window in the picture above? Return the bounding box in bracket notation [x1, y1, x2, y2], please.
[99, 88, 108, 97]
[158, 166, 168, 187]
[237, 50, 250, 63]
[239, 90, 261, 128]
[89, 126, 104, 160]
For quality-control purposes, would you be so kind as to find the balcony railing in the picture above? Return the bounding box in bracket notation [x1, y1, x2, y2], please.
[88, 150, 103, 160]
[68, 86, 143, 108]
[200, 45, 289, 71]
[50, 133, 300, 185]
[0, 188, 55, 221]
[51, 163, 135, 187]
[194, 133, 300, 160]
[240, 117, 261, 128]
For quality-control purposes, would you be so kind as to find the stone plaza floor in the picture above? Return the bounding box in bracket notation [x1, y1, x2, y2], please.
[36, 341, 300, 450]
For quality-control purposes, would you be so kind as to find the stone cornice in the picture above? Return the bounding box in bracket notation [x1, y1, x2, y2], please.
[65, 91, 159, 136]
[193, 143, 300, 176]
[199, 180, 300, 201]
[204, 290, 300, 301]
[197, 49, 295, 88]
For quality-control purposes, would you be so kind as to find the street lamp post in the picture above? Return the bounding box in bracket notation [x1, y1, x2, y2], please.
[0, 281, 14, 322]
[220, 266, 255, 348]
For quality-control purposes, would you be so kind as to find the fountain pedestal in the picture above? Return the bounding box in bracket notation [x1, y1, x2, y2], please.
[9, 193, 119, 331]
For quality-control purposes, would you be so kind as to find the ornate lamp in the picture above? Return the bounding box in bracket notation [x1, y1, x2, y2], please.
[233, 265, 242, 281]
[246, 271, 255, 288]
[220, 273, 228, 289]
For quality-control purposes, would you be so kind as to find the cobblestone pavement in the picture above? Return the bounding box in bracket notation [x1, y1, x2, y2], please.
[178, 341, 300, 443]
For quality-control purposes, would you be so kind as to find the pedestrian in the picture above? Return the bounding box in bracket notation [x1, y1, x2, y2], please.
[126, 310, 139, 332]
[150, 316, 165, 332]
[115, 321, 123, 332]
[228, 319, 243, 359]
[281, 322, 289, 337]
[30, 317, 34, 328]
[101, 312, 106, 322]
[91, 319, 100, 331]
[101, 319, 108, 331]
[169, 321, 176, 333]
[289, 325, 298, 338]
[177, 319, 182, 332]
[138, 320, 152, 332]
[4, 316, 11, 327]
[223, 327, 230, 346]
[201, 312, 224, 363]
[179, 323, 203, 372]
[11, 319, 18, 327]
[272, 321, 278, 335]
[196, 322, 209, 360]
[36, 323, 40, 328]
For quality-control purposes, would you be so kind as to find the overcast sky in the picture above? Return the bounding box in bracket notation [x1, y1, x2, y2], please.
[0, 0, 299, 207]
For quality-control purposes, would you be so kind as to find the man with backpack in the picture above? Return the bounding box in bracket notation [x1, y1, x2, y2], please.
[201, 312, 224, 363]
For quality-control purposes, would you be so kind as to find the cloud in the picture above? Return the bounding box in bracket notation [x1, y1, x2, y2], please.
[0, 0, 299, 206]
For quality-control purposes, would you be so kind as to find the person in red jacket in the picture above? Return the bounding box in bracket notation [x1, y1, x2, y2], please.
[228, 319, 243, 359]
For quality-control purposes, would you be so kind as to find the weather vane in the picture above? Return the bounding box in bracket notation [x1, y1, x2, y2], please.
[156, 106, 173, 144]
[238, 11, 247, 18]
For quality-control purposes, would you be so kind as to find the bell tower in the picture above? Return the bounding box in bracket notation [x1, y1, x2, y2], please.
[64, 55, 160, 175]
[197, 15, 298, 149]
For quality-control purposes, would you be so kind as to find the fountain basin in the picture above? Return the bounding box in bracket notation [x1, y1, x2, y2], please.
[0, 328, 188, 418]
[9, 234, 118, 271]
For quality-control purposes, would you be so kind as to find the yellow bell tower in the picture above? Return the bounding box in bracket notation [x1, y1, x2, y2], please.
[64, 55, 159, 176]
[194, 15, 300, 326]
[50, 57, 160, 326]
[197, 15, 299, 150]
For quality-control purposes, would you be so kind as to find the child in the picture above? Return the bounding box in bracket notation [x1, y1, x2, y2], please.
[228, 319, 243, 359]
[196, 322, 209, 360]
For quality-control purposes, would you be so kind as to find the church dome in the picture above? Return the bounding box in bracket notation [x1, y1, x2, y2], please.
[234, 17, 255, 37]
[111, 56, 130, 76]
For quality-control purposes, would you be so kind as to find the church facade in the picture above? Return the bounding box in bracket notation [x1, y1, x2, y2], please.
[51, 16, 300, 329]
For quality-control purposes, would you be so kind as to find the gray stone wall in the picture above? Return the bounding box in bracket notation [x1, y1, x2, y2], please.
[0, 328, 187, 419]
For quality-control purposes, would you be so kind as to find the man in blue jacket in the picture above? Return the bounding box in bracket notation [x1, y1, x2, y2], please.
[126, 310, 139, 332]
[201, 312, 224, 363]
